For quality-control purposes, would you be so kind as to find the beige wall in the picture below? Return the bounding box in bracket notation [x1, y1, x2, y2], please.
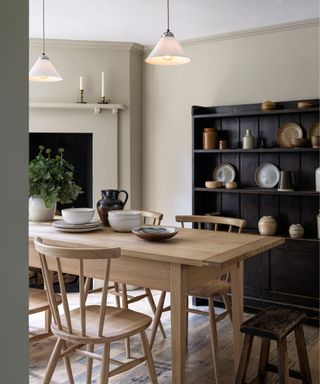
[142, 23, 320, 225]
[29, 40, 143, 209]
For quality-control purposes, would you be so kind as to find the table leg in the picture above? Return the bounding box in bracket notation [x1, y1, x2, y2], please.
[170, 263, 187, 384]
[231, 261, 244, 371]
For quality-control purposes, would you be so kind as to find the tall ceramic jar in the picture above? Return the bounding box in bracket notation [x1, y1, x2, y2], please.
[242, 129, 254, 149]
[316, 166, 320, 192]
[317, 210, 320, 240]
[258, 216, 277, 236]
[203, 128, 218, 149]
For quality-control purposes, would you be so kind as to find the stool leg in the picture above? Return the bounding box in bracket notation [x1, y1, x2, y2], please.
[277, 338, 289, 384]
[258, 338, 270, 383]
[295, 325, 313, 384]
[234, 334, 253, 384]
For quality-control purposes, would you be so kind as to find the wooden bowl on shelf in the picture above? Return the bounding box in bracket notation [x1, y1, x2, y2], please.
[205, 181, 222, 189]
[261, 100, 276, 111]
[290, 138, 306, 148]
[297, 101, 313, 109]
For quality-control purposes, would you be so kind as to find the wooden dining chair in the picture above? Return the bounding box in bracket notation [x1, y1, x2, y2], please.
[150, 215, 246, 384]
[33, 237, 158, 384]
[119, 210, 166, 357]
[29, 287, 62, 342]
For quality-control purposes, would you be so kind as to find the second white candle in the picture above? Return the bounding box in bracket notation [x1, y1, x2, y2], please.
[101, 72, 105, 97]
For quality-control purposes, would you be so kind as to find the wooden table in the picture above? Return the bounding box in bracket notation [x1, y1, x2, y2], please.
[29, 222, 284, 384]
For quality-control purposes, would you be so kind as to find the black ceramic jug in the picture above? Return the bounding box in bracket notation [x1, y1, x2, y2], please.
[97, 189, 129, 226]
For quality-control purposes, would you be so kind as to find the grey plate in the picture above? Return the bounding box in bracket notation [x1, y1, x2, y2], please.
[254, 163, 280, 188]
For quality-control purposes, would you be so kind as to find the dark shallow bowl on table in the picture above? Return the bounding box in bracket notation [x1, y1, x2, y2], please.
[132, 226, 178, 241]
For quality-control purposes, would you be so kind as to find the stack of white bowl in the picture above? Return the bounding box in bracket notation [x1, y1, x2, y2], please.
[62, 208, 95, 224]
[108, 210, 142, 232]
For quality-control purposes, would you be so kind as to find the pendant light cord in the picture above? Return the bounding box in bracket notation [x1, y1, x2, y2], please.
[42, 0, 45, 54]
[167, 0, 170, 31]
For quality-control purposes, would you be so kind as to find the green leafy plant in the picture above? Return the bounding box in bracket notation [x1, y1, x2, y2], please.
[29, 146, 82, 208]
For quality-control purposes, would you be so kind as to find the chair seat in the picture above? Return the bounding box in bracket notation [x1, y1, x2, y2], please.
[29, 288, 61, 315]
[188, 279, 230, 298]
[240, 307, 306, 341]
[52, 305, 152, 343]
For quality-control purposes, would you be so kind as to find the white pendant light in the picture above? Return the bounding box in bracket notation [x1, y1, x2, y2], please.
[145, 0, 191, 66]
[29, 0, 62, 82]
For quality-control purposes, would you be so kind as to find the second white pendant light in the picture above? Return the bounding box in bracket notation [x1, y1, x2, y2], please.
[29, 0, 62, 82]
[145, 0, 191, 66]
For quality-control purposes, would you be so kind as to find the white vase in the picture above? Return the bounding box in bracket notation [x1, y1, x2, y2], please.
[242, 129, 254, 149]
[29, 196, 56, 221]
[316, 167, 320, 192]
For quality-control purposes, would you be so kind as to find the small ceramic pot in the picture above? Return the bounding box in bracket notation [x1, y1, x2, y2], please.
[225, 181, 238, 189]
[289, 224, 304, 239]
[258, 216, 277, 236]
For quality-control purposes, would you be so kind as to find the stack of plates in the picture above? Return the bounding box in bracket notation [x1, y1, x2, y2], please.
[52, 220, 102, 233]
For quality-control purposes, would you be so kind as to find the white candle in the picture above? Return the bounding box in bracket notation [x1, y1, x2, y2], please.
[101, 72, 105, 97]
[79, 76, 83, 90]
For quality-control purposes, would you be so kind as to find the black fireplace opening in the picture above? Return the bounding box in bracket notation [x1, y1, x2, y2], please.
[29, 132, 93, 211]
[29, 132, 93, 292]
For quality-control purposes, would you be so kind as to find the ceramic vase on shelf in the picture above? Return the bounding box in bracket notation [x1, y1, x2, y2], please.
[97, 189, 129, 226]
[316, 167, 320, 192]
[289, 224, 304, 239]
[258, 216, 277, 236]
[242, 129, 254, 149]
[317, 211, 320, 240]
[29, 196, 56, 221]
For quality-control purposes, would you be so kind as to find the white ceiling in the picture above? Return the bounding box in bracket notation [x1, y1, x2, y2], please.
[29, 0, 319, 46]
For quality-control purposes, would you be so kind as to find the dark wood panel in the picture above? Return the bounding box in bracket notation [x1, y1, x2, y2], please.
[259, 115, 279, 148]
[221, 118, 239, 149]
[261, 241, 319, 307]
[239, 153, 258, 187]
[240, 194, 259, 229]
[301, 152, 319, 189]
[301, 196, 319, 238]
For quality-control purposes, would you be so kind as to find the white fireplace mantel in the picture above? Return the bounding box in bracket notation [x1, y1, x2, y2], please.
[30, 102, 125, 115]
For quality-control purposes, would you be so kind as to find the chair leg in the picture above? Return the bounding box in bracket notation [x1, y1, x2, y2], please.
[295, 325, 313, 384]
[114, 282, 121, 308]
[208, 298, 220, 384]
[145, 288, 166, 339]
[149, 291, 166, 349]
[277, 338, 289, 384]
[222, 293, 232, 323]
[42, 338, 64, 384]
[121, 284, 131, 358]
[45, 309, 52, 334]
[258, 338, 270, 384]
[86, 344, 94, 384]
[234, 334, 254, 384]
[62, 341, 74, 384]
[140, 330, 158, 384]
[99, 343, 110, 384]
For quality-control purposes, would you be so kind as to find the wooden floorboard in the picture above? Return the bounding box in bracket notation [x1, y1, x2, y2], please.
[29, 290, 319, 384]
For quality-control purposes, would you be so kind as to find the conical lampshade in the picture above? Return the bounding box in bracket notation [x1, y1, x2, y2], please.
[145, 30, 191, 66]
[29, 53, 63, 82]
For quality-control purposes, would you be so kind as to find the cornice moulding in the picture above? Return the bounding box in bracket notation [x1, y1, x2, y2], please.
[145, 18, 320, 51]
[29, 38, 144, 53]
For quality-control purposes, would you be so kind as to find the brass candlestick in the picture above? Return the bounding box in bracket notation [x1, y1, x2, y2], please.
[77, 89, 87, 104]
[98, 96, 111, 104]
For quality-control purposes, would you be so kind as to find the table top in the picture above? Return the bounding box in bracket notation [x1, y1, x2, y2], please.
[29, 222, 284, 269]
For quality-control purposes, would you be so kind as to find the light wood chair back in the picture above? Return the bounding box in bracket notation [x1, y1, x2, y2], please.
[33, 237, 120, 338]
[175, 215, 246, 233]
[140, 210, 163, 225]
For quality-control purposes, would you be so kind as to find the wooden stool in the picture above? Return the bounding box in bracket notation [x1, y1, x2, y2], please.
[235, 307, 312, 384]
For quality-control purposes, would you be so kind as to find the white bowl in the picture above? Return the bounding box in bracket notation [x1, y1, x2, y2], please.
[108, 210, 141, 218]
[61, 208, 95, 225]
[109, 211, 142, 232]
